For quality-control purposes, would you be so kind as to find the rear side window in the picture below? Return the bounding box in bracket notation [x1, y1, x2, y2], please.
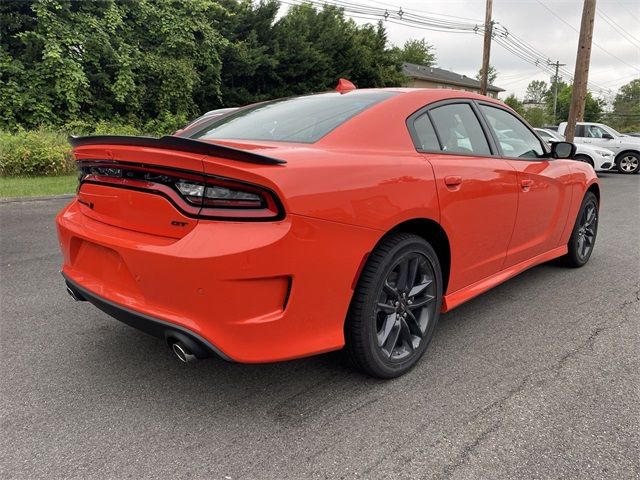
[190, 91, 397, 143]
[412, 113, 441, 150]
[480, 105, 545, 159]
[429, 103, 491, 155]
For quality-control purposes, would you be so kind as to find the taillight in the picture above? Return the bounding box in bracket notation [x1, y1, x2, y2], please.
[77, 161, 283, 220]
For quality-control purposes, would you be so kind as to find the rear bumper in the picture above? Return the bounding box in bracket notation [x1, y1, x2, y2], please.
[64, 273, 230, 360]
[56, 199, 380, 362]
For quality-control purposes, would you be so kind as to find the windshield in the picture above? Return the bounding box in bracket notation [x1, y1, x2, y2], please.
[189, 91, 397, 143]
[603, 125, 622, 137]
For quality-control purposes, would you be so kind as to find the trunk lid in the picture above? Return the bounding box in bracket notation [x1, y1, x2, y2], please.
[74, 144, 206, 239]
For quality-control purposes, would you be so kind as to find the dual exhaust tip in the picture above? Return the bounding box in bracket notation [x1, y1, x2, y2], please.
[67, 281, 199, 364]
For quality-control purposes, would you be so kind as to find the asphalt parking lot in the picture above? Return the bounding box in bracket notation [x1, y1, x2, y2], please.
[1, 173, 638, 479]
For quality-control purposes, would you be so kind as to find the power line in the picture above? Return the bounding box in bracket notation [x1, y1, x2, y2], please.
[596, 8, 640, 48]
[533, 0, 640, 73]
[615, 0, 640, 23]
[280, 0, 620, 99]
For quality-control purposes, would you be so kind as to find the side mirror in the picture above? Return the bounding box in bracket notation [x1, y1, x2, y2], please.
[602, 133, 614, 140]
[550, 141, 576, 159]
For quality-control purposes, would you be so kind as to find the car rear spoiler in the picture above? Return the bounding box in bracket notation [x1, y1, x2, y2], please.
[68, 135, 287, 165]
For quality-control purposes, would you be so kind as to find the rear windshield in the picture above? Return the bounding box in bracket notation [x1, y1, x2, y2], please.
[189, 91, 397, 143]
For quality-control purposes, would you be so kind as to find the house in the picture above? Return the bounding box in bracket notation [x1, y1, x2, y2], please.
[402, 62, 505, 99]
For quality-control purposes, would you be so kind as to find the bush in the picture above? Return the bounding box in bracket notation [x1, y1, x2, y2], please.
[1, 115, 191, 177]
[0, 129, 74, 176]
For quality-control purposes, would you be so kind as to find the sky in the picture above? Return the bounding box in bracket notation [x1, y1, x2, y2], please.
[290, 0, 640, 102]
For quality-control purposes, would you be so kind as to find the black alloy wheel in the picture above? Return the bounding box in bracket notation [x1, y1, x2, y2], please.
[561, 191, 599, 267]
[375, 252, 437, 361]
[346, 233, 442, 378]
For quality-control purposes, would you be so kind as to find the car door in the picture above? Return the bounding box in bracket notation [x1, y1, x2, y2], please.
[579, 124, 607, 147]
[477, 103, 573, 268]
[409, 101, 519, 293]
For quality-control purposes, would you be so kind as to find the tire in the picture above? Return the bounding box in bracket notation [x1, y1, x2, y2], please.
[560, 192, 599, 268]
[345, 233, 443, 378]
[574, 154, 594, 168]
[616, 152, 640, 174]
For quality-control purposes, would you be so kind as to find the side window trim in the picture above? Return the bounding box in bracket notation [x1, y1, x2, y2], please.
[474, 100, 550, 161]
[405, 99, 499, 157]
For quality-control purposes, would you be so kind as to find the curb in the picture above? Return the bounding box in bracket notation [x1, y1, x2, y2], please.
[0, 194, 75, 204]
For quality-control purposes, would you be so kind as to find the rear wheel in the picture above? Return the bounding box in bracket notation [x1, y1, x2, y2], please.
[345, 233, 442, 378]
[574, 154, 594, 168]
[561, 192, 598, 268]
[617, 152, 640, 174]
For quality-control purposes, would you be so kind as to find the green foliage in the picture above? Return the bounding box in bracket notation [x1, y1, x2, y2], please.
[0, 129, 74, 176]
[476, 65, 497, 84]
[1, 0, 409, 133]
[523, 107, 549, 128]
[607, 79, 640, 132]
[389, 38, 436, 66]
[544, 82, 604, 123]
[504, 94, 525, 115]
[525, 80, 548, 104]
[1, 0, 427, 177]
[1, 0, 228, 129]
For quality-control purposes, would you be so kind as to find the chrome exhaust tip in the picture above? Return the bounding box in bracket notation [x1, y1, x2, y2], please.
[172, 342, 197, 363]
[66, 285, 85, 302]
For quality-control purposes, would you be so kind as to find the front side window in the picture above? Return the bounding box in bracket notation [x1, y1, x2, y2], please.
[480, 105, 545, 159]
[586, 125, 608, 138]
[429, 103, 491, 155]
[189, 91, 397, 144]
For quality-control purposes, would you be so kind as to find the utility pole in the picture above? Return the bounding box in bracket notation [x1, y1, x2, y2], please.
[479, 0, 493, 96]
[550, 60, 566, 125]
[565, 0, 596, 142]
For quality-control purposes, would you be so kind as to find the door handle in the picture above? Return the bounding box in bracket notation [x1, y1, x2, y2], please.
[520, 178, 533, 191]
[444, 175, 462, 186]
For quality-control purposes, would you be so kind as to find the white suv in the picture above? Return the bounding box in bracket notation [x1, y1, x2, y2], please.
[558, 122, 640, 174]
[535, 128, 615, 172]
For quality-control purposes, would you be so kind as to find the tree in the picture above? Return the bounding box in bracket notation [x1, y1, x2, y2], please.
[390, 38, 436, 66]
[523, 107, 549, 127]
[0, 0, 408, 129]
[609, 79, 640, 131]
[476, 65, 497, 84]
[544, 83, 604, 123]
[504, 94, 524, 115]
[525, 80, 548, 104]
[0, 0, 229, 128]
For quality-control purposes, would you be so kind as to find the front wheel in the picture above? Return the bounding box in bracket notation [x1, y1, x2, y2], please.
[345, 233, 442, 378]
[574, 154, 594, 168]
[561, 192, 599, 268]
[617, 152, 640, 174]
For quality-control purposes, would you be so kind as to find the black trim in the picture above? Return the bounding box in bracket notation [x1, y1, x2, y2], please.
[68, 135, 287, 165]
[406, 98, 498, 157]
[474, 101, 552, 161]
[63, 273, 232, 361]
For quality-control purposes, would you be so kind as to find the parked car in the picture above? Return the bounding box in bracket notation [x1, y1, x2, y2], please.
[58, 88, 599, 378]
[534, 128, 615, 172]
[174, 107, 238, 136]
[558, 121, 640, 174]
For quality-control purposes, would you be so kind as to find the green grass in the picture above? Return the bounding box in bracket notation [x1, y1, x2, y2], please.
[0, 175, 77, 198]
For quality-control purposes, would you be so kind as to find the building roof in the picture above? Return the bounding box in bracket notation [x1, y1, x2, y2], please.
[402, 62, 505, 93]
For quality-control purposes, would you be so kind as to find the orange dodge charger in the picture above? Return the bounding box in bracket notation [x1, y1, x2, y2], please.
[57, 87, 600, 378]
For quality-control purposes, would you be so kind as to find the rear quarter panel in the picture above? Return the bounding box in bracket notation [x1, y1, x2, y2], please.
[558, 160, 600, 245]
